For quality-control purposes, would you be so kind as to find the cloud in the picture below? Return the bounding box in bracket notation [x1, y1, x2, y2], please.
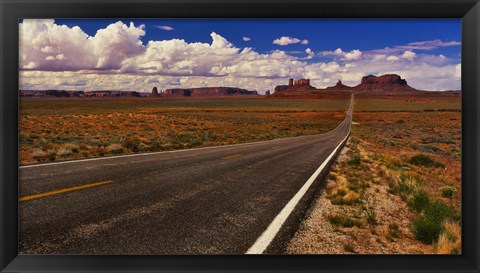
[305, 48, 315, 59]
[242, 36, 251, 41]
[272, 36, 308, 46]
[20, 19, 146, 71]
[323, 48, 362, 60]
[155, 25, 174, 31]
[18, 20, 461, 93]
[455, 63, 461, 80]
[400, 50, 416, 61]
[343, 49, 362, 60]
[369, 39, 460, 55]
[402, 39, 460, 50]
[386, 55, 400, 61]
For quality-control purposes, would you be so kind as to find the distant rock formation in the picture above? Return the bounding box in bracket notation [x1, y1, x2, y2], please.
[163, 87, 257, 97]
[322, 74, 417, 92]
[354, 74, 414, 91]
[325, 80, 354, 91]
[274, 78, 315, 93]
[151, 87, 159, 97]
[295, 79, 311, 86]
[265, 90, 271, 96]
[274, 85, 289, 93]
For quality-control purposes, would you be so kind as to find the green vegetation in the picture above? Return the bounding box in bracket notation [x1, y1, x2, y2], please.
[408, 154, 445, 168]
[411, 200, 453, 244]
[439, 186, 458, 207]
[409, 190, 431, 213]
[347, 156, 361, 166]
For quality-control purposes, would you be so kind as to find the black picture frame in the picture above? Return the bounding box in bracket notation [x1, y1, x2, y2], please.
[1, 0, 479, 272]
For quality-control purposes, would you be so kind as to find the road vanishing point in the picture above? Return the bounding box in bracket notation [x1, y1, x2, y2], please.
[19, 94, 354, 254]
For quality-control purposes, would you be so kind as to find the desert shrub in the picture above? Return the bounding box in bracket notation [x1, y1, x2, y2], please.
[330, 191, 361, 205]
[437, 221, 461, 254]
[395, 119, 406, 124]
[348, 156, 361, 166]
[328, 214, 363, 228]
[189, 138, 203, 147]
[439, 186, 457, 206]
[45, 149, 56, 161]
[348, 180, 370, 192]
[122, 137, 140, 152]
[178, 134, 194, 143]
[419, 145, 444, 155]
[401, 171, 422, 182]
[409, 154, 445, 168]
[411, 200, 452, 244]
[386, 223, 401, 241]
[358, 195, 377, 225]
[31, 149, 47, 161]
[107, 143, 124, 154]
[65, 143, 80, 153]
[388, 176, 416, 201]
[328, 173, 337, 180]
[57, 147, 73, 157]
[409, 190, 431, 213]
[343, 243, 356, 253]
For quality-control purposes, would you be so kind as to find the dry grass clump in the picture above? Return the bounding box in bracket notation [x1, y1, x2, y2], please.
[31, 149, 46, 160]
[436, 221, 461, 254]
[386, 223, 401, 242]
[328, 214, 364, 228]
[106, 143, 123, 154]
[327, 176, 361, 205]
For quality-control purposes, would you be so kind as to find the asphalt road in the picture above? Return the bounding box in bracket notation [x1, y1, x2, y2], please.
[19, 95, 354, 255]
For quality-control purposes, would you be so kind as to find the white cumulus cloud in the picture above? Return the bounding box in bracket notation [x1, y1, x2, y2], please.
[272, 36, 308, 46]
[400, 51, 416, 61]
[386, 55, 400, 61]
[305, 48, 315, 59]
[20, 19, 146, 71]
[326, 48, 362, 60]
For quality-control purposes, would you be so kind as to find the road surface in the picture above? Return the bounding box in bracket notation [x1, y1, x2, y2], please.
[19, 95, 353, 254]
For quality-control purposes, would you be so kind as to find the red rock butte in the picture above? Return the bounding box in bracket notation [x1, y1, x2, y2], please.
[273, 74, 417, 95]
[275, 78, 316, 93]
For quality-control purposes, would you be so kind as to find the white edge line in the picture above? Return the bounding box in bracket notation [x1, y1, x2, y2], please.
[245, 96, 353, 254]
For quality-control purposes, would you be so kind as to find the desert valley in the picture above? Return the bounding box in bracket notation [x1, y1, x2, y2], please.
[19, 73, 461, 254]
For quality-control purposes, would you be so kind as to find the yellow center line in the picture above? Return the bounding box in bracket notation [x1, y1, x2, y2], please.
[19, 180, 113, 202]
[223, 154, 242, 159]
[271, 146, 281, 150]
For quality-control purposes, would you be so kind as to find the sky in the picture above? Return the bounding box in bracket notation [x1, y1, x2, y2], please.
[19, 19, 461, 93]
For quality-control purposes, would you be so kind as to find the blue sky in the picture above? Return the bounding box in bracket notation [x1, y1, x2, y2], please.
[19, 19, 461, 92]
[55, 19, 460, 58]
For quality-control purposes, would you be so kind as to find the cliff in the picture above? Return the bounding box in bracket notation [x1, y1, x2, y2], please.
[274, 78, 315, 94]
[353, 74, 415, 91]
